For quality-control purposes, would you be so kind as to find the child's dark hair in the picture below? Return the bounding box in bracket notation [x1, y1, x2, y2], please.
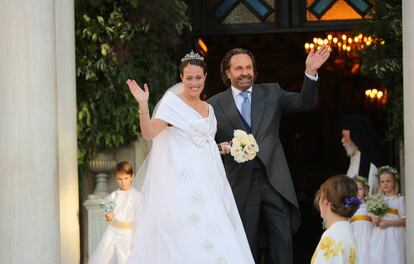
[115, 161, 134, 176]
[179, 59, 207, 75]
[314, 175, 359, 218]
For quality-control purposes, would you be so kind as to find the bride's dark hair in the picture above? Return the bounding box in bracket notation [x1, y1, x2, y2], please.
[180, 59, 207, 75]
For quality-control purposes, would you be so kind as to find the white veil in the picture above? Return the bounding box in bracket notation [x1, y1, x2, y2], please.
[132, 82, 184, 191]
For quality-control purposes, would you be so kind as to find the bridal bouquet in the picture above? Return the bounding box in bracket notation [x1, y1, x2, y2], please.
[366, 194, 388, 216]
[230, 130, 259, 163]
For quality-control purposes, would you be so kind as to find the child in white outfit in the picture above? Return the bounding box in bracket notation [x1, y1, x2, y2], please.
[350, 176, 373, 264]
[369, 166, 405, 264]
[89, 161, 141, 264]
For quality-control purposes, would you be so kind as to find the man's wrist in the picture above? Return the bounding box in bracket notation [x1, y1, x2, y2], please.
[305, 71, 318, 81]
[305, 69, 317, 76]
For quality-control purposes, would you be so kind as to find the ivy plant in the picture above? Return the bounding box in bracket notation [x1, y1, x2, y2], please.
[358, 0, 402, 141]
[75, 0, 190, 169]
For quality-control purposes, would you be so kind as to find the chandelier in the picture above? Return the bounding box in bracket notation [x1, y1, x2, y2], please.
[304, 32, 384, 54]
[365, 88, 387, 105]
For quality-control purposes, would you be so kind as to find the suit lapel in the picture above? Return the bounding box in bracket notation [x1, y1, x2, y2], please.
[251, 84, 265, 134]
[218, 88, 245, 130]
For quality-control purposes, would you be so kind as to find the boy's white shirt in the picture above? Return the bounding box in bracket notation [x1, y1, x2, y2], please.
[107, 188, 141, 223]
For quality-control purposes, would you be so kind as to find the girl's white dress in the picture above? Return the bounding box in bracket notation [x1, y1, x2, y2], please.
[126, 91, 254, 264]
[350, 202, 372, 264]
[311, 221, 357, 264]
[89, 188, 141, 264]
[369, 195, 405, 264]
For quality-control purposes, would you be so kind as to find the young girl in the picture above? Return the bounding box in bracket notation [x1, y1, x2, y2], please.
[369, 166, 405, 264]
[350, 176, 372, 264]
[88, 161, 141, 264]
[311, 175, 360, 264]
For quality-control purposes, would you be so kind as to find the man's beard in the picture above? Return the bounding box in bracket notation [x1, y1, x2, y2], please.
[235, 75, 253, 90]
[343, 141, 358, 157]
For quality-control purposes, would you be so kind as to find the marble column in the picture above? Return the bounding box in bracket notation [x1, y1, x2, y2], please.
[403, 0, 414, 263]
[0, 0, 80, 263]
[56, 0, 81, 263]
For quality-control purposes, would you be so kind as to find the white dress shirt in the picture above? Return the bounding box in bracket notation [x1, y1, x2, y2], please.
[231, 86, 253, 113]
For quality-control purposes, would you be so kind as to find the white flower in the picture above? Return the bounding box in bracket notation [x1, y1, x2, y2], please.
[230, 130, 259, 163]
[366, 194, 389, 216]
[188, 214, 200, 225]
[202, 240, 214, 251]
[216, 257, 228, 264]
[207, 224, 221, 235]
[233, 129, 245, 137]
[190, 192, 204, 205]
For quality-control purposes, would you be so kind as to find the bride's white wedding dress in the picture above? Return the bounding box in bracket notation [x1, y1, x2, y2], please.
[127, 90, 254, 264]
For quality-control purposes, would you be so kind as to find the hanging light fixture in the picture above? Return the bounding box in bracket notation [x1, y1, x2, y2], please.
[304, 32, 383, 54]
[365, 88, 387, 105]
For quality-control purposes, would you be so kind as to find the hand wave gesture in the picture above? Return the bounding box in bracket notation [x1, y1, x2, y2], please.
[126, 79, 149, 104]
[305, 45, 331, 75]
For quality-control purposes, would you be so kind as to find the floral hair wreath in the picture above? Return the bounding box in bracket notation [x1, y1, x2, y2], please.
[377, 165, 399, 180]
[352, 175, 369, 188]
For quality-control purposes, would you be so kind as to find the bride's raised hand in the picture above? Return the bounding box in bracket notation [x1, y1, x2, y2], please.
[126, 79, 149, 104]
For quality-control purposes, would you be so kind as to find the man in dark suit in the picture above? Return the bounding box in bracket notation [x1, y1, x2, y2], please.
[208, 47, 331, 263]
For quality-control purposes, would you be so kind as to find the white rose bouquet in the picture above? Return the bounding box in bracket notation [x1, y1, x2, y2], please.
[366, 194, 389, 216]
[229, 129, 259, 163]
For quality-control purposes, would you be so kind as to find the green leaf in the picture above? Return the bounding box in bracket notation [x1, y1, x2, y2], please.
[97, 16, 105, 25]
[76, 0, 190, 175]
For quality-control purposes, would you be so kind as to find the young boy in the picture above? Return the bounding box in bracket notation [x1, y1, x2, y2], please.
[88, 161, 141, 264]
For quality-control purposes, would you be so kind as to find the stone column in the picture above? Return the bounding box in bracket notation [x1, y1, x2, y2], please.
[56, 0, 81, 263]
[0, 0, 80, 263]
[403, 0, 414, 263]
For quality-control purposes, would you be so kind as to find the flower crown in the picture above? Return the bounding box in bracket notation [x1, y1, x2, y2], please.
[181, 50, 204, 62]
[377, 165, 399, 179]
[343, 196, 361, 208]
[352, 175, 369, 188]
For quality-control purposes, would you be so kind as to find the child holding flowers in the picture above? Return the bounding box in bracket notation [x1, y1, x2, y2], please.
[369, 166, 405, 264]
[350, 176, 373, 264]
[311, 175, 360, 264]
[89, 161, 141, 264]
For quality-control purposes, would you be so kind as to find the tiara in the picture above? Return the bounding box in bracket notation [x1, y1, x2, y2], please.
[181, 50, 204, 62]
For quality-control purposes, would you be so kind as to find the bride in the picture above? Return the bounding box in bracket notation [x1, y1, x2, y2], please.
[125, 51, 254, 264]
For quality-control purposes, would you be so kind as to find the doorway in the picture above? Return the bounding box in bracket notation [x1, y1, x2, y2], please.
[199, 32, 390, 263]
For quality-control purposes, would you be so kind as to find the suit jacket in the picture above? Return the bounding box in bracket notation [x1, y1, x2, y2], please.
[208, 76, 319, 232]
